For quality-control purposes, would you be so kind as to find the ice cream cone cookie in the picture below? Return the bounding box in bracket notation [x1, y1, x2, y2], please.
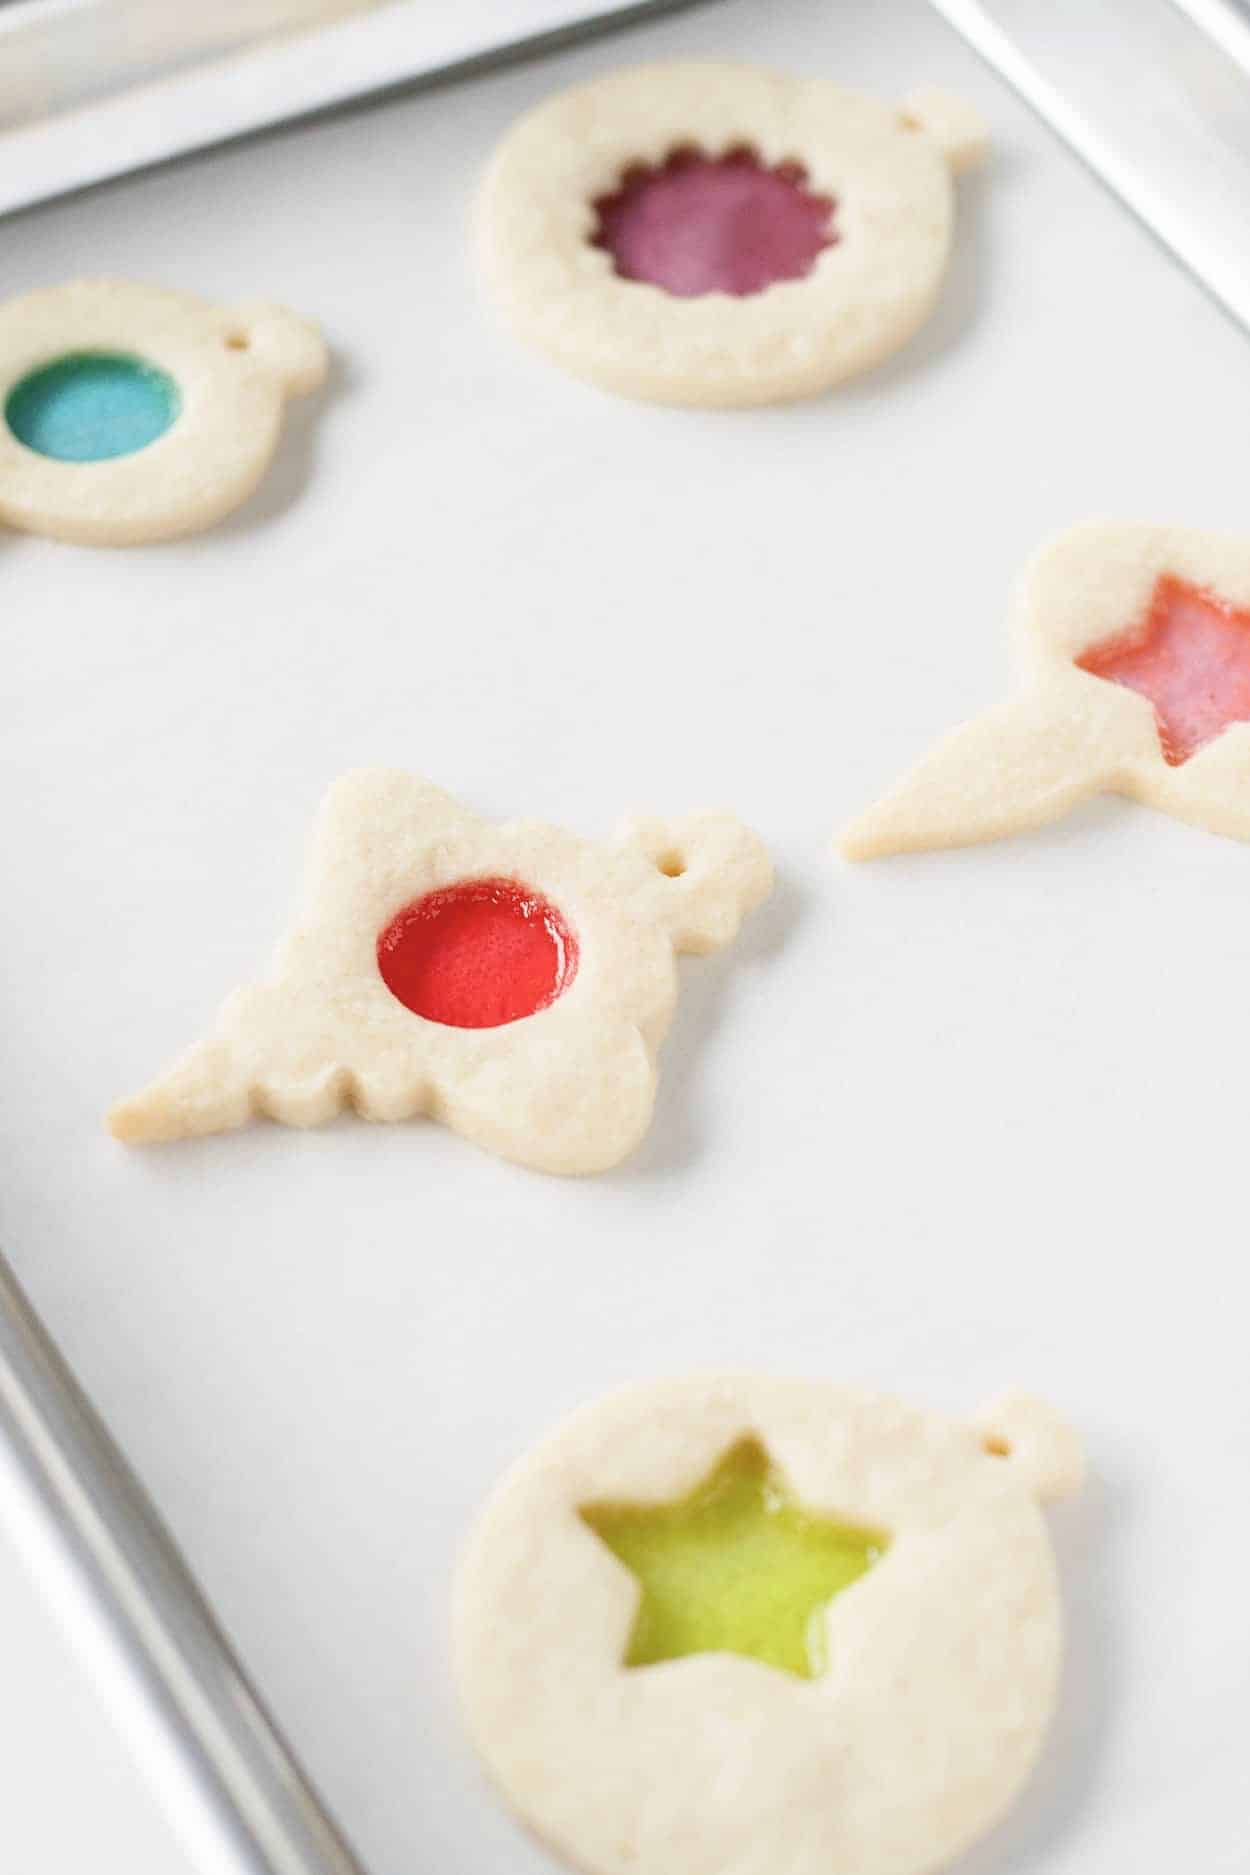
[477, 63, 987, 407]
[0, 279, 326, 545]
[842, 522, 1250, 857]
[109, 770, 773, 1175]
[454, 1373, 1084, 1875]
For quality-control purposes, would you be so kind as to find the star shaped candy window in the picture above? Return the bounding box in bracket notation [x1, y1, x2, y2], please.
[458, 1378, 1086, 1875]
[1077, 573, 1250, 766]
[580, 1437, 888, 1680]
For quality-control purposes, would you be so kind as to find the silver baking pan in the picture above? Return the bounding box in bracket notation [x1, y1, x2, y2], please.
[0, 1247, 368, 1875]
[0, 0, 712, 217]
[928, 0, 1250, 334]
[3, 2, 1250, 1871]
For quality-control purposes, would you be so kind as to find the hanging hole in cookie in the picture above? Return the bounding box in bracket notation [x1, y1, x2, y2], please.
[656, 850, 686, 878]
[5, 352, 180, 462]
[591, 144, 837, 299]
[580, 1437, 887, 1681]
[1077, 573, 1250, 766]
[376, 877, 578, 1030]
[224, 331, 251, 352]
[982, 1433, 1012, 1458]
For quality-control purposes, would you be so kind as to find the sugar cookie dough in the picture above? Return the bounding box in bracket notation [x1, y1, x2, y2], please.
[455, 1373, 1083, 1875]
[109, 770, 773, 1175]
[842, 522, 1250, 856]
[0, 279, 326, 545]
[477, 62, 987, 407]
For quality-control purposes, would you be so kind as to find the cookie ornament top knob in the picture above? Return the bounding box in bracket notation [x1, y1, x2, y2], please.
[477, 62, 987, 406]
[0, 279, 327, 545]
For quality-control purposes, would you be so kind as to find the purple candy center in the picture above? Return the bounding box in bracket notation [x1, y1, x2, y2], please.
[593, 148, 836, 298]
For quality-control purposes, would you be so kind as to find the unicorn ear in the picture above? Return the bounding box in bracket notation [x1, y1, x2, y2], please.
[222, 301, 328, 395]
[971, 1391, 1086, 1503]
[899, 86, 989, 175]
[616, 813, 773, 955]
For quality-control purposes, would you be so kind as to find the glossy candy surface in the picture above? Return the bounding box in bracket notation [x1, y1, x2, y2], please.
[593, 149, 835, 299]
[581, 1437, 886, 1679]
[1078, 573, 1250, 765]
[376, 878, 578, 1030]
[6, 353, 180, 462]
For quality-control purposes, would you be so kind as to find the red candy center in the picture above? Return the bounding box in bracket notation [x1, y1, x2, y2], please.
[376, 878, 578, 1029]
[1077, 573, 1250, 766]
[592, 147, 836, 298]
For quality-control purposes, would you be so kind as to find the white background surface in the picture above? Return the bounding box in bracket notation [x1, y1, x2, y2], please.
[2, 0, 1249, 1870]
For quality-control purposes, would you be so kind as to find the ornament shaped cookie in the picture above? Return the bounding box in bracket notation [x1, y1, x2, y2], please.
[0, 279, 326, 545]
[478, 62, 987, 407]
[455, 1373, 1084, 1875]
[109, 770, 773, 1174]
[842, 522, 1250, 857]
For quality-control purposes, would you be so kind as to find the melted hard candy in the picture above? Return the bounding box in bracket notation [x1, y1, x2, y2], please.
[377, 878, 578, 1029]
[1078, 574, 1250, 765]
[581, 1438, 886, 1680]
[593, 148, 836, 299]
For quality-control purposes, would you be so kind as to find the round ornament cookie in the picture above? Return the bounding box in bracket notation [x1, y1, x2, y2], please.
[0, 279, 326, 545]
[842, 522, 1250, 857]
[109, 769, 772, 1175]
[477, 63, 987, 406]
[455, 1374, 1084, 1875]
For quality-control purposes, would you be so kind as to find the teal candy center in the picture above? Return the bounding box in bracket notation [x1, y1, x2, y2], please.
[5, 353, 180, 462]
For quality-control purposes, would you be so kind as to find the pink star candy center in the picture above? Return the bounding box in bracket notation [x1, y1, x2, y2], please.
[1076, 573, 1250, 766]
[592, 147, 836, 299]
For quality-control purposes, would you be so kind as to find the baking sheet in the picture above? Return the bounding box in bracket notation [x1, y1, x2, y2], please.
[0, 1512, 199, 1875]
[930, 0, 1250, 335]
[2, 0, 1248, 1870]
[0, 0, 710, 216]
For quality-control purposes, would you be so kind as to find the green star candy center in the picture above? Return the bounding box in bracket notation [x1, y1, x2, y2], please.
[579, 1437, 889, 1680]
